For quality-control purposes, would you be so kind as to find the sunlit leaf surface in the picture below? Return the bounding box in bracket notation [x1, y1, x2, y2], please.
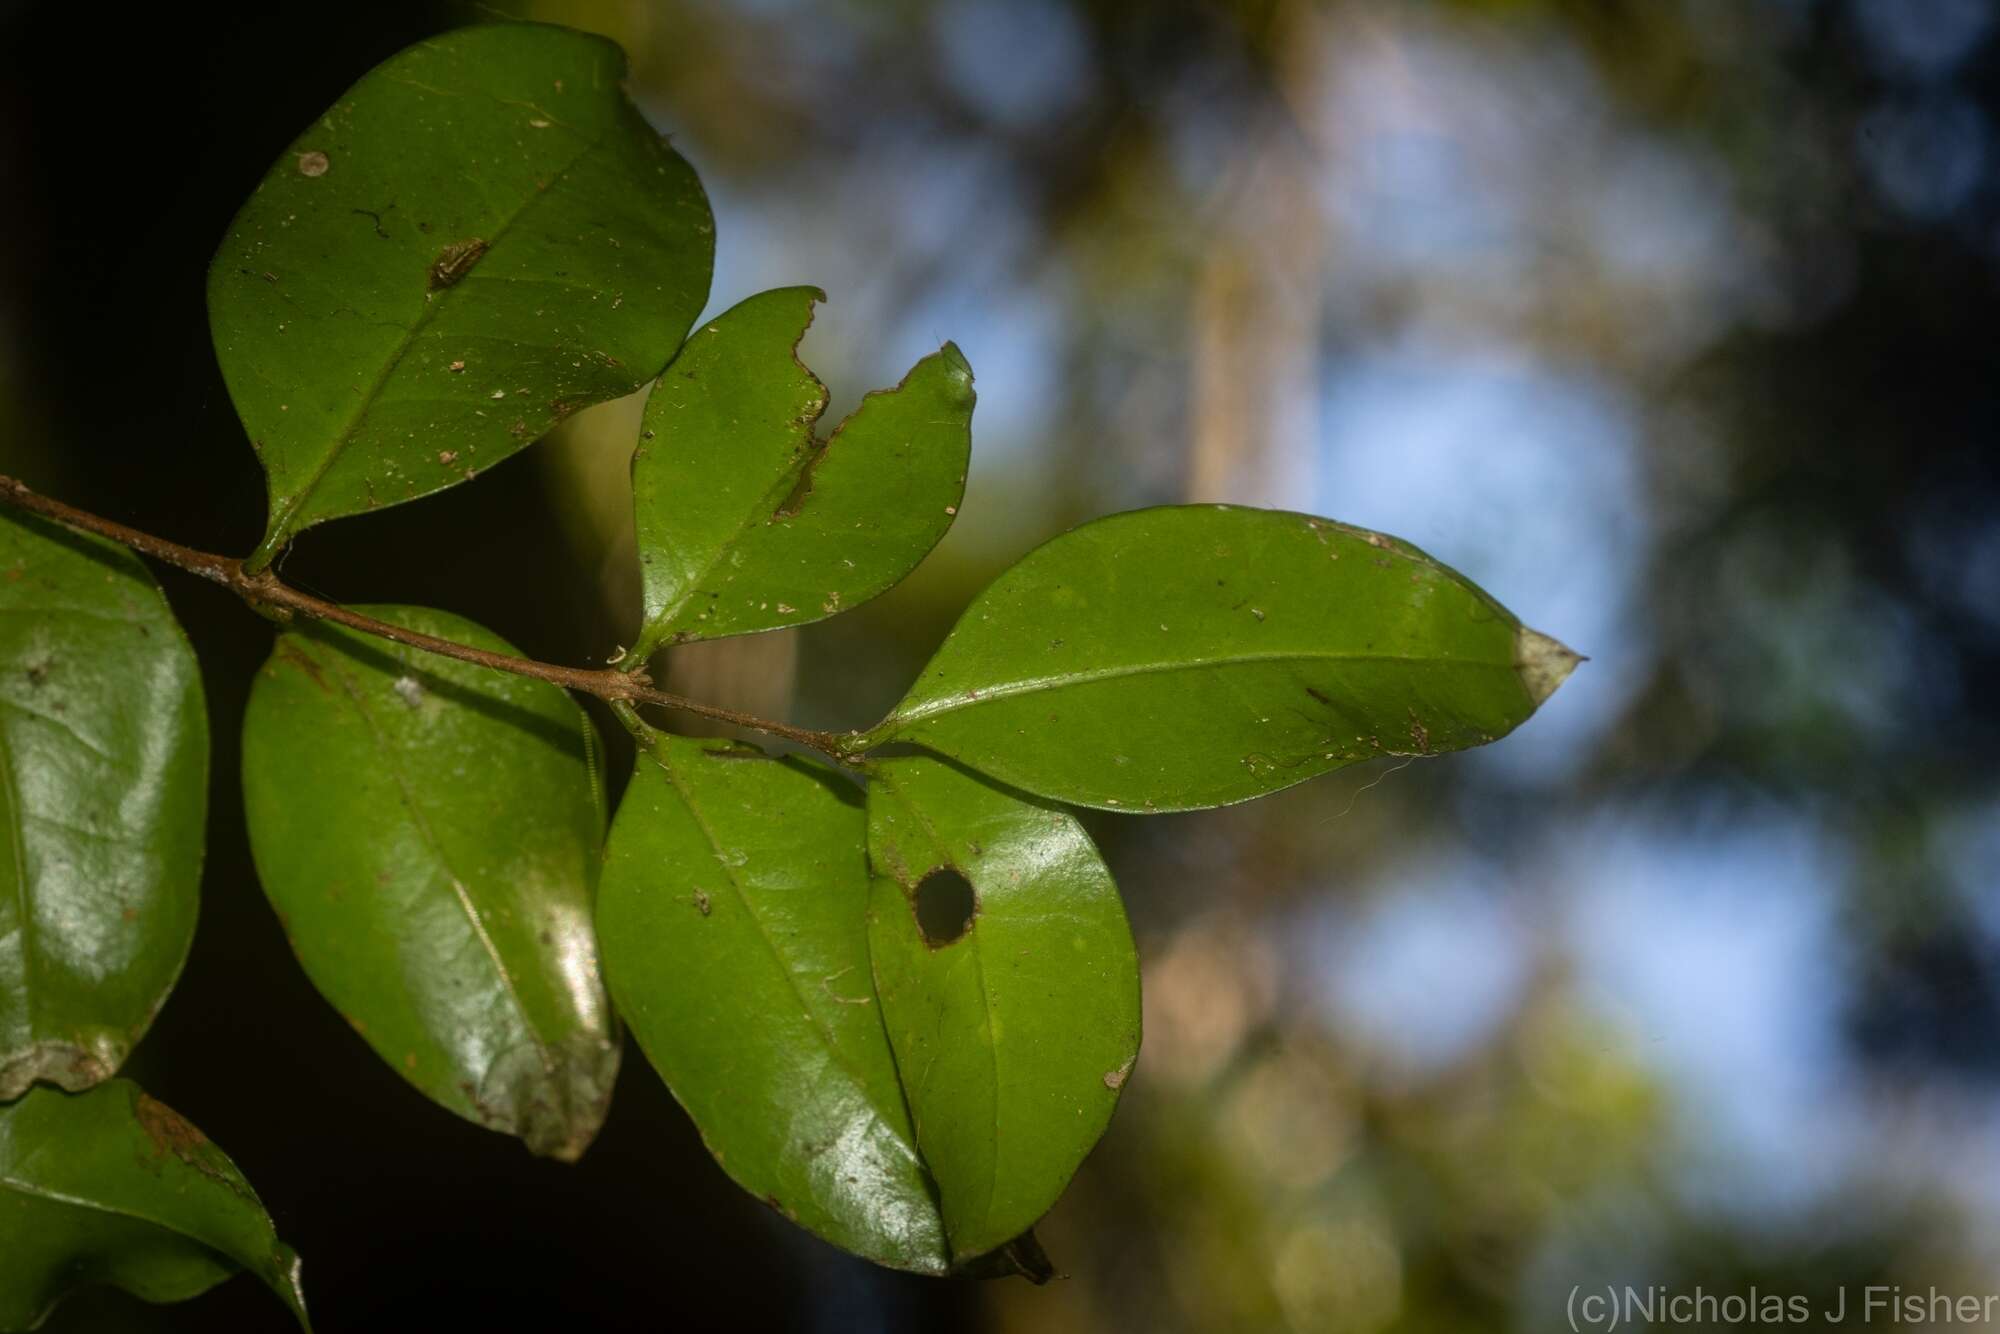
[209, 22, 714, 561]
[631, 286, 973, 652]
[867, 505, 1579, 810]
[597, 730, 952, 1273]
[868, 755, 1139, 1261]
[241, 606, 616, 1159]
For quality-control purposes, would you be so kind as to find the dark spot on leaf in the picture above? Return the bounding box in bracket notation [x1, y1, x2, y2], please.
[428, 237, 488, 290]
[912, 868, 975, 948]
[771, 463, 816, 521]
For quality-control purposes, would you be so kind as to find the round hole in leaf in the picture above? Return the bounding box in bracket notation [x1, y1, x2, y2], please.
[912, 868, 975, 947]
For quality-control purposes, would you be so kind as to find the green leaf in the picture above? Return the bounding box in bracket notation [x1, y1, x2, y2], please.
[630, 286, 974, 655]
[0, 514, 208, 1101]
[0, 1080, 309, 1331]
[208, 22, 715, 566]
[860, 505, 1582, 811]
[240, 607, 616, 1160]
[866, 756, 1139, 1262]
[596, 729, 950, 1273]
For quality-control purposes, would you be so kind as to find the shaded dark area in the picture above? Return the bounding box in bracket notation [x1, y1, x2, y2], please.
[4, 0, 2000, 1330]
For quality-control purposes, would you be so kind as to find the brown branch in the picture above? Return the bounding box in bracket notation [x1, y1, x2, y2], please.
[0, 474, 855, 758]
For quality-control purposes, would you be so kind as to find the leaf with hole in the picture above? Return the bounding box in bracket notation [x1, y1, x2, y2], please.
[0, 513, 208, 1100]
[596, 728, 950, 1273]
[867, 756, 1139, 1262]
[0, 1080, 309, 1331]
[859, 505, 1581, 811]
[241, 606, 616, 1160]
[208, 22, 715, 564]
[630, 286, 974, 655]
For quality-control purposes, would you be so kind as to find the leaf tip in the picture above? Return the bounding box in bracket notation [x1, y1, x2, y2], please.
[1515, 626, 1584, 707]
[939, 341, 973, 382]
[501, 1031, 621, 1163]
[273, 1244, 314, 1333]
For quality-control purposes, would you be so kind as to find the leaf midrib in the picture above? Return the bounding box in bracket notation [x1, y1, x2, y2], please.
[322, 651, 555, 1086]
[888, 647, 1511, 732]
[640, 353, 829, 650]
[0, 718, 33, 1041]
[645, 450, 815, 646]
[0, 1170, 229, 1261]
[648, 744, 924, 1173]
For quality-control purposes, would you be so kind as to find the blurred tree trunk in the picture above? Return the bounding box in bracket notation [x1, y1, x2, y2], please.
[1188, 0, 1327, 508]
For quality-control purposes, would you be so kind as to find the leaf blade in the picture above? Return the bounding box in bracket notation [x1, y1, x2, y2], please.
[0, 1080, 309, 1331]
[631, 287, 974, 653]
[866, 756, 1139, 1262]
[240, 607, 616, 1159]
[596, 731, 950, 1273]
[868, 505, 1580, 810]
[208, 22, 715, 560]
[0, 514, 208, 1100]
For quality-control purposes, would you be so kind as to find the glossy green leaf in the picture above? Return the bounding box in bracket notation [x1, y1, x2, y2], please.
[861, 505, 1582, 811]
[866, 756, 1139, 1262]
[0, 1080, 308, 1331]
[241, 607, 616, 1160]
[209, 22, 715, 566]
[596, 728, 950, 1273]
[0, 514, 207, 1101]
[630, 286, 974, 654]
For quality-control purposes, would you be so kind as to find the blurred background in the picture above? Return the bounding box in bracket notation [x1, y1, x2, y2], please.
[3, 0, 1998, 1328]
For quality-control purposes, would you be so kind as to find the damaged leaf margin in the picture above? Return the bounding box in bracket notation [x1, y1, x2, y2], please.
[630, 285, 974, 655]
